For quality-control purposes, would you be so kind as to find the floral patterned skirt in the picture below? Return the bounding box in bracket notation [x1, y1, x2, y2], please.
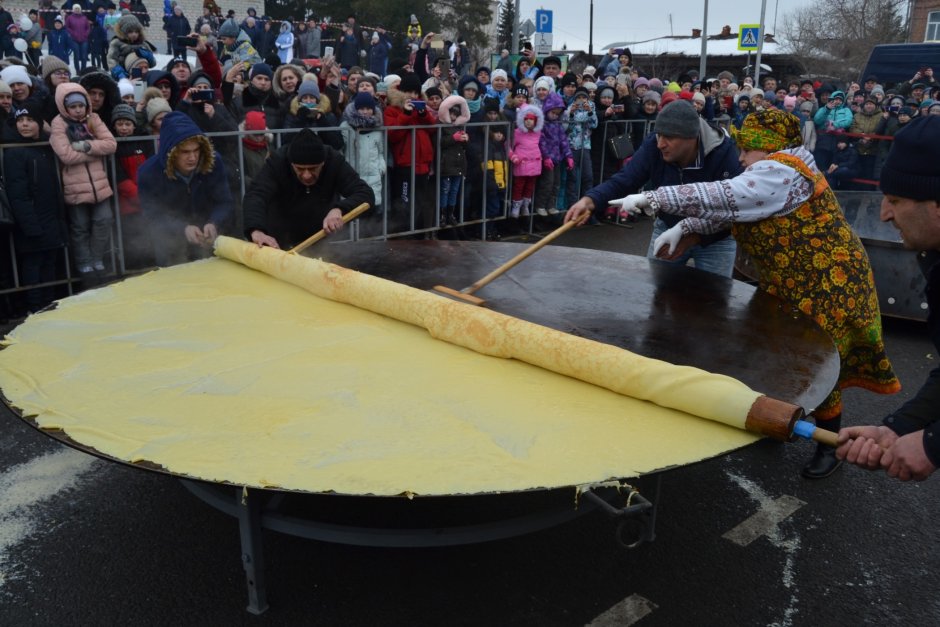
[732, 185, 900, 418]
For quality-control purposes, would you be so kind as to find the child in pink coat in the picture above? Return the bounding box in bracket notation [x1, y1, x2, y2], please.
[507, 104, 543, 218]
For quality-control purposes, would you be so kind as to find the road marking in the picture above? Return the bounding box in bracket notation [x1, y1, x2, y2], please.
[587, 594, 658, 626]
[725, 472, 805, 627]
[722, 494, 806, 547]
[0, 449, 98, 590]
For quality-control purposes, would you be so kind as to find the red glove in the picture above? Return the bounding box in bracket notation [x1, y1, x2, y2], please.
[566, 157, 575, 170]
[543, 158, 554, 170]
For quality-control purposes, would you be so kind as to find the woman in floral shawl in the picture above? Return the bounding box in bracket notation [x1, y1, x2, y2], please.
[617, 108, 900, 480]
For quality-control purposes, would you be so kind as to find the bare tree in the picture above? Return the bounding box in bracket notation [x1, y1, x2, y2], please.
[780, 0, 907, 81]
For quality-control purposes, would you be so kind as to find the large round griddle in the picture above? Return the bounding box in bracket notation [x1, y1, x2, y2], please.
[0, 240, 840, 613]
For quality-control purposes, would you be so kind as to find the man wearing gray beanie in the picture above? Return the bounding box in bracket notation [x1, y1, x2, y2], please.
[837, 115, 940, 482]
[566, 100, 743, 276]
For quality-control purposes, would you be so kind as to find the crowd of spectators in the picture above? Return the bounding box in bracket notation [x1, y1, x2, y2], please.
[0, 2, 937, 320]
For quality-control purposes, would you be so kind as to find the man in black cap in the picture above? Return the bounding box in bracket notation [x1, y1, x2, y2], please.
[837, 115, 940, 482]
[243, 128, 374, 249]
[565, 100, 742, 276]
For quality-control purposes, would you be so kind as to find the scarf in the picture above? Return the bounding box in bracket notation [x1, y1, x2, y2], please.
[466, 96, 481, 114]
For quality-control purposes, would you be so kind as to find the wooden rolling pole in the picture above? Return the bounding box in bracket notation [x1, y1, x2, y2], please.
[433, 220, 578, 305]
[287, 203, 371, 255]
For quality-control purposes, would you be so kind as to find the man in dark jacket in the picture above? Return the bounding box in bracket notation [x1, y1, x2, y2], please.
[837, 115, 940, 482]
[138, 111, 233, 266]
[565, 100, 742, 277]
[243, 129, 374, 249]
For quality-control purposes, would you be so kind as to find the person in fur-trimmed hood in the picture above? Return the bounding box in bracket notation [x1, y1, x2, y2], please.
[437, 94, 471, 226]
[283, 75, 344, 150]
[137, 111, 233, 267]
[508, 104, 544, 218]
[107, 13, 157, 80]
[49, 81, 117, 281]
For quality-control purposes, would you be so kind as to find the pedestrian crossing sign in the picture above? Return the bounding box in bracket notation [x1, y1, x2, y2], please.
[738, 24, 761, 50]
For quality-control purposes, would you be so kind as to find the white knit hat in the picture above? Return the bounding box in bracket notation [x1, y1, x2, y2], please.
[491, 69, 507, 81]
[117, 78, 134, 98]
[0, 65, 30, 87]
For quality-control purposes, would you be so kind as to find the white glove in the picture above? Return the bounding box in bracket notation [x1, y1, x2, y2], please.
[70, 141, 91, 153]
[653, 223, 684, 257]
[609, 193, 653, 217]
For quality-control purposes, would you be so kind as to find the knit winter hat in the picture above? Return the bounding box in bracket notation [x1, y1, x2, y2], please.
[717, 70, 734, 82]
[558, 73, 577, 89]
[243, 110, 266, 131]
[353, 91, 376, 110]
[0, 65, 29, 86]
[659, 90, 679, 108]
[191, 74, 212, 89]
[424, 86, 442, 100]
[218, 19, 239, 38]
[41, 55, 70, 82]
[783, 95, 797, 109]
[12, 99, 43, 121]
[0, 80, 10, 95]
[534, 76, 554, 93]
[599, 86, 614, 100]
[641, 90, 661, 104]
[111, 103, 137, 124]
[64, 92, 88, 107]
[880, 115, 940, 201]
[512, 85, 529, 98]
[491, 69, 507, 81]
[249, 63, 273, 80]
[732, 109, 803, 153]
[654, 100, 700, 138]
[692, 91, 706, 104]
[146, 96, 171, 123]
[398, 72, 421, 94]
[633, 77, 649, 89]
[297, 76, 320, 99]
[117, 78, 134, 98]
[288, 128, 326, 164]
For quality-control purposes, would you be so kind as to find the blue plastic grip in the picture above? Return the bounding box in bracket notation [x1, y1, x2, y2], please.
[792, 420, 816, 440]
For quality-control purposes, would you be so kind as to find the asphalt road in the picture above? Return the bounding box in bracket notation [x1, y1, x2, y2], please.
[1, 218, 938, 626]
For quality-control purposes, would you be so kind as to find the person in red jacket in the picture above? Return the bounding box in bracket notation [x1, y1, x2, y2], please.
[384, 72, 435, 231]
[110, 103, 155, 269]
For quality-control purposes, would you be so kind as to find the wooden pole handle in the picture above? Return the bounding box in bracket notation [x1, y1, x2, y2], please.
[287, 203, 371, 255]
[465, 220, 577, 295]
[812, 428, 839, 447]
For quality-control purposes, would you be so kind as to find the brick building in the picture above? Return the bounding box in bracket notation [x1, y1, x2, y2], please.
[910, 0, 940, 42]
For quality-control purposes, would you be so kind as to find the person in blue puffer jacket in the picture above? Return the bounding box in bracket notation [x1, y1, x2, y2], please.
[812, 89, 853, 171]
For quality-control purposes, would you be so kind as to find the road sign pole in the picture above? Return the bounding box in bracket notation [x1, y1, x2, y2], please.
[754, 0, 767, 86]
[513, 0, 522, 55]
[698, 0, 708, 79]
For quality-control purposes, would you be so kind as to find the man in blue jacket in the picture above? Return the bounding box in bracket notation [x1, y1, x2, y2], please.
[837, 115, 940, 482]
[565, 100, 742, 277]
[138, 111, 233, 266]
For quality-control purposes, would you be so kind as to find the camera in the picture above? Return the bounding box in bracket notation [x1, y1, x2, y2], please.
[130, 66, 143, 79]
[190, 89, 214, 103]
[409, 99, 426, 111]
[176, 36, 199, 48]
[613, 104, 625, 112]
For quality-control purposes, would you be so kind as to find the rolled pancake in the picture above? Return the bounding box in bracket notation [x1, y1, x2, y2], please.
[0, 241, 763, 496]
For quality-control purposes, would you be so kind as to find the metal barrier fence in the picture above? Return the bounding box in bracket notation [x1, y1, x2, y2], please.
[0, 115, 703, 311]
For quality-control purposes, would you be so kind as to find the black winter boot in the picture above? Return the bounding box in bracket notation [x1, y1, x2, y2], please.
[801, 414, 843, 479]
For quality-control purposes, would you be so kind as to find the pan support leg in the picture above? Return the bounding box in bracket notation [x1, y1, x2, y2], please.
[236, 487, 269, 615]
